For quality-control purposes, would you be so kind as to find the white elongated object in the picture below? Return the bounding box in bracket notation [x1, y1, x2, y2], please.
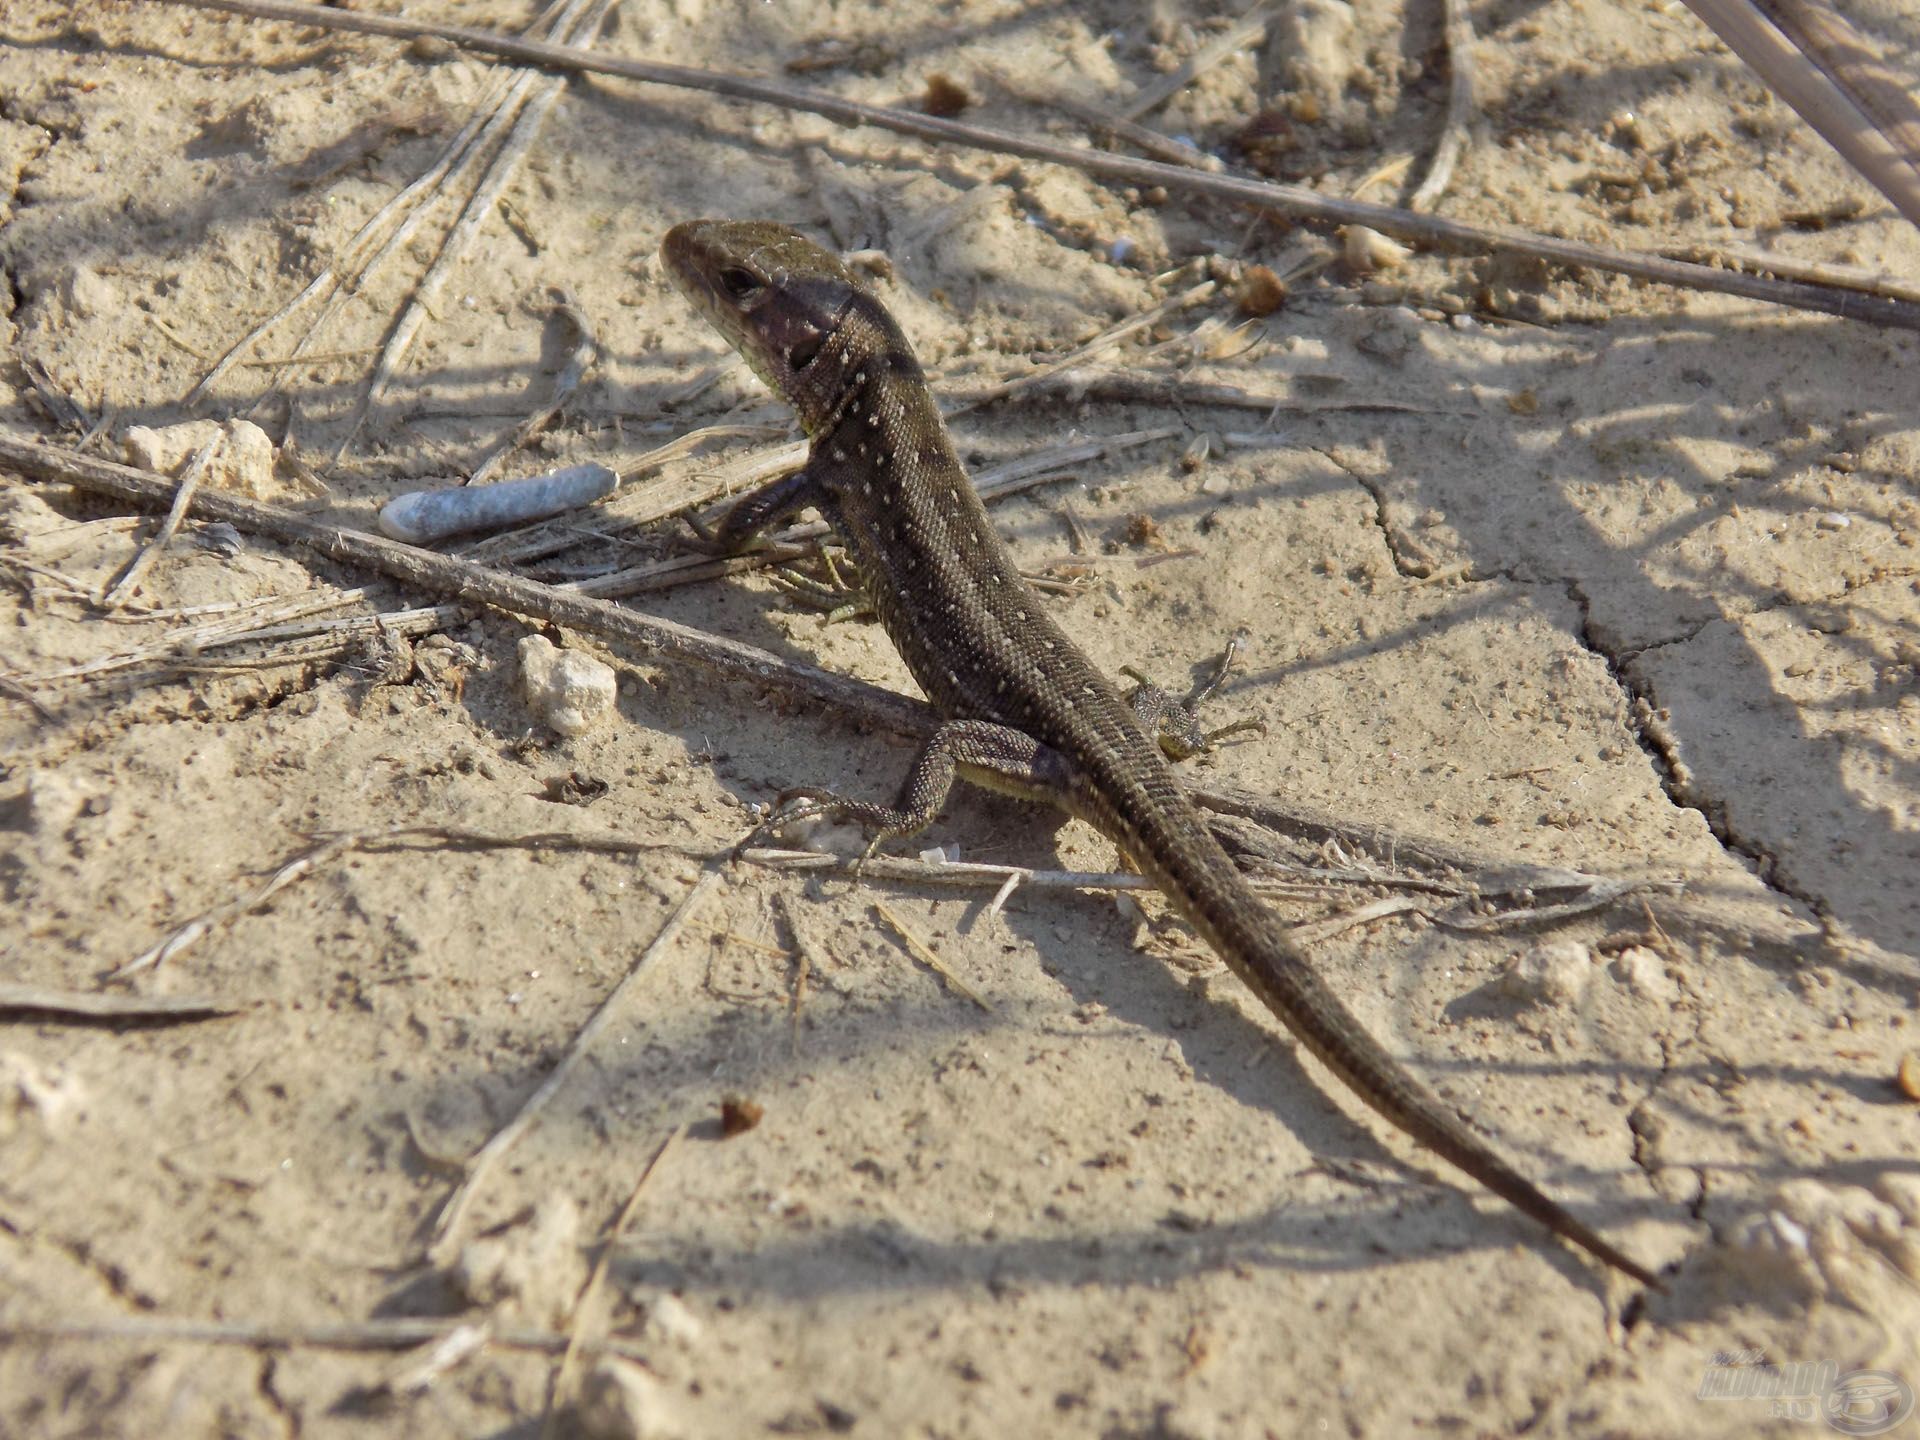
[378, 463, 618, 544]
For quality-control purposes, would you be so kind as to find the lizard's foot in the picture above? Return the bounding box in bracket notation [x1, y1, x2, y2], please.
[736, 785, 919, 865]
[1122, 628, 1265, 762]
[766, 547, 873, 623]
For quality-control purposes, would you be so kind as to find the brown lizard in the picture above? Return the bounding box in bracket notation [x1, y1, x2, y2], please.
[661, 217, 1660, 1288]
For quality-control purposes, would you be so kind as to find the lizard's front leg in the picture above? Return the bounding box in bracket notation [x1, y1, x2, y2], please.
[688, 468, 820, 553]
[755, 719, 1080, 857]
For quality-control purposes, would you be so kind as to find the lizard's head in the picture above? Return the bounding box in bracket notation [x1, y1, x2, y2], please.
[662, 219, 885, 435]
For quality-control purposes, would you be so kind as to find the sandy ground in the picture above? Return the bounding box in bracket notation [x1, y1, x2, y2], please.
[3, 1, 1919, 1436]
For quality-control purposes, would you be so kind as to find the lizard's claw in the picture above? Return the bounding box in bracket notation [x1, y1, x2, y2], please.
[730, 788, 841, 858]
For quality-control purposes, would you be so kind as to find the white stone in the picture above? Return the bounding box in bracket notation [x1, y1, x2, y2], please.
[518, 635, 617, 737]
[452, 1193, 584, 1327]
[642, 1292, 704, 1348]
[123, 419, 280, 500]
[1497, 940, 1592, 1006]
[64, 263, 115, 319]
[1609, 945, 1677, 1003]
[576, 1358, 681, 1440]
[0, 1052, 86, 1138]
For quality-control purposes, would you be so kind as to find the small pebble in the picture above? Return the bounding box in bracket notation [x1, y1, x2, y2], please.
[1897, 1052, 1920, 1102]
[194, 522, 247, 557]
[1342, 225, 1410, 274]
[124, 419, 280, 501]
[1499, 941, 1592, 1006]
[519, 635, 617, 737]
[576, 1357, 682, 1440]
[64, 263, 115, 319]
[1234, 264, 1287, 316]
[1610, 945, 1677, 1003]
[720, 1094, 764, 1137]
[643, 1293, 705, 1348]
[922, 72, 971, 117]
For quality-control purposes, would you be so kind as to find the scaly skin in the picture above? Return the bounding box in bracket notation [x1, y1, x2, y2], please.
[662, 218, 1660, 1289]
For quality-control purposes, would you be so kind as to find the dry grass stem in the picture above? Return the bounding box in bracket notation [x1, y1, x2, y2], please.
[110, 835, 359, 980]
[1118, 2, 1275, 121]
[1661, 239, 1920, 305]
[0, 984, 240, 1022]
[100, 436, 218, 608]
[873, 900, 992, 1011]
[427, 870, 719, 1266]
[540, 1126, 685, 1436]
[1407, 0, 1478, 212]
[5, 434, 1677, 932]
[1682, 0, 1920, 230]
[337, 0, 617, 458]
[186, 72, 516, 407]
[946, 278, 1218, 416]
[151, 0, 1920, 327]
[0, 1314, 649, 1360]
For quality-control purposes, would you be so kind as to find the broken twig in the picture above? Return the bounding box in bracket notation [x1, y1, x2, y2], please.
[0, 984, 241, 1023]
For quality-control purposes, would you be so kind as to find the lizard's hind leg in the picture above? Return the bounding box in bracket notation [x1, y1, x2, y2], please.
[747, 719, 1078, 860]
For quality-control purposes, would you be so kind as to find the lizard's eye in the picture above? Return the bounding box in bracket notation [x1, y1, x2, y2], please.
[718, 266, 764, 303]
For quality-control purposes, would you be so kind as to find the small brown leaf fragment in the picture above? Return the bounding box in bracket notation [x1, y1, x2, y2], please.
[1235, 264, 1288, 316]
[1780, 197, 1866, 231]
[541, 771, 609, 805]
[785, 36, 894, 75]
[923, 73, 971, 118]
[1507, 388, 1540, 415]
[1897, 1052, 1920, 1102]
[720, 1095, 764, 1136]
[1119, 513, 1165, 551]
[1232, 109, 1299, 177]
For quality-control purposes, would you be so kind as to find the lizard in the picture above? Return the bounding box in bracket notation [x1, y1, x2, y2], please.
[660, 217, 1661, 1289]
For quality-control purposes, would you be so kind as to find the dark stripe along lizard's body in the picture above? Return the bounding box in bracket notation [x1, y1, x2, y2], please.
[661, 218, 1658, 1289]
